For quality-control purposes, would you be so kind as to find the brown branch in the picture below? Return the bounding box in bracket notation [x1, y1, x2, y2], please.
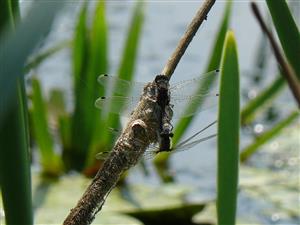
[251, 2, 300, 108]
[161, 0, 216, 78]
[63, 1, 216, 224]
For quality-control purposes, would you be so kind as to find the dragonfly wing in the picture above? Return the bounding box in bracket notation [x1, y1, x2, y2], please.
[171, 93, 218, 118]
[97, 74, 146, 97]
[95, 96, 140, 115]
[143, 144, 160, 160]
[171, 134, 217, 153]
[170, 70, 219, 97]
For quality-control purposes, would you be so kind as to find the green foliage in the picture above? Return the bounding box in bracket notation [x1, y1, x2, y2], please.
[24, 40, 71, 73]
[97, 1, 145, 156]
[217, 31, 240, 225]
[25, 1, 145, 172]
[30, 78, 63, 176]
[0, 0, 19, 33]
[241, 75, 285, 125]
[240, 0, 299, 160]
[69, 1, 108, 170]
[0, 1, 63, 224]
[0, 80, 33, 225]
[240, 111, 299, 162]
[266, 0, 300, 79]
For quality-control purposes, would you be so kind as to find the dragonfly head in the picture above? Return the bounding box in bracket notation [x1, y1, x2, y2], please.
[154, 75, 169, 89]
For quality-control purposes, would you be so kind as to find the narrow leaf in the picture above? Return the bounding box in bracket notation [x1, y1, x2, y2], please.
[241, 75, 285, 125]
[30, 77, 63, 176]
[0, 80, 33, 225]
[0, 1, 65, 123]
[217, 30, 240, 225]
[266, 0, 300, 79]
[70, 2, 90, 159]
[240, 111, 299, 162]
[24, 40, 72, 73]
[83, 0, 110, 167]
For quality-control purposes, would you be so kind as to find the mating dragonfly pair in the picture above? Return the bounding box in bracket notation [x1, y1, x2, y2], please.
[95, 70, 219, 159]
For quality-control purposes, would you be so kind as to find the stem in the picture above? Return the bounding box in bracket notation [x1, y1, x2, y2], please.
[161, 0, 216, 78]
[251, 2, 300, 108]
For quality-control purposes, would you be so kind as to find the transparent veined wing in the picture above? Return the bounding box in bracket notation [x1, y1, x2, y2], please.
[97, 74, 146, 97]
[171, 93, 219, 118]
[95, 96, 140, 115]
[96, 70, 219, 117]
[98, 70, 219, 98]
[142, 134, 217, 160]
[170, 70, 219, 97]
[170, 134, 217, 153]
[143, 120, 217, 159]
[95, 94, 218, 118]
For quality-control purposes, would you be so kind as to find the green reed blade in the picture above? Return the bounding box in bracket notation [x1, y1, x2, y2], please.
[30, 78, 63, 176]
[266, 0, 300, 79]
[217, 31, 240, 225]
[240, 111, 299, 162]
[241, 75, 286, 125]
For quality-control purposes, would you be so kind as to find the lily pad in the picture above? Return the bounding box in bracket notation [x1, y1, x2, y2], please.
[30, 174, 208, 224]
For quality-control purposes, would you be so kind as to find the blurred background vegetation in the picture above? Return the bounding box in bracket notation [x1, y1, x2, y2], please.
[0, 0, 299, 224]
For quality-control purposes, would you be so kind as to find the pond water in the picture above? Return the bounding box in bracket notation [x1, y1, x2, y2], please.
[20, 1, 299, 224]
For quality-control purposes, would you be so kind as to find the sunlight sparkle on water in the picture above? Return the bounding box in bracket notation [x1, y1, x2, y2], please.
[254, 123, 264, 134]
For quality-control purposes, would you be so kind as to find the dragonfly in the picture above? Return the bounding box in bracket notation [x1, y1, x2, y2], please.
[95, 70, 219, 159]
[95, 69, 219, 119]
[96, 120, 217, 160]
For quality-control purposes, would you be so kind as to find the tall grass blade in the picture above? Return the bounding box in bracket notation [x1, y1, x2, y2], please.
[1, 1, 62, 224]
[0, 0, 19, 33]
[0, 81, 33, 225]
[240, 111, 299, 162]
[266, 0, 300, 79]
[24, 40, 72, 73]
[241, 75, 285, 125]
[86, 0, 109, 161]
[217, 31, 240, 225]
[70, 0, 109, 170]
[69, 2, 91, 169]
[0, 1, 65, 123]
[30, 78, 63, 176]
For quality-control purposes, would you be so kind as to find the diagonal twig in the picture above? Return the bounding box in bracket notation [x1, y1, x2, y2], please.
[63, 1, 216, 224]
[251, 2, 300, 108]
[162, 0, 216, 78]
